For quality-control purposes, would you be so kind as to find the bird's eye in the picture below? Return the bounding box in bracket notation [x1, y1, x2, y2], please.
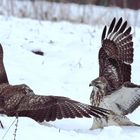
[96, 84, 100, 89]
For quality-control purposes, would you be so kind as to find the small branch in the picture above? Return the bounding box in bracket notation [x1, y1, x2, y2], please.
[0, 120, 4, 128]
[2, 118, 17, 140]
[13, 117, 19, 140]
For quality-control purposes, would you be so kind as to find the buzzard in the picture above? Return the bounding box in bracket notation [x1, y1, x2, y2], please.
[89, 17, 140, 129]
[0, 44, 111, 128]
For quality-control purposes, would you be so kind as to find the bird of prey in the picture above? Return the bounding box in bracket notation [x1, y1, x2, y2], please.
[0, 44, 111, 128]
[89, 17, 140, 129]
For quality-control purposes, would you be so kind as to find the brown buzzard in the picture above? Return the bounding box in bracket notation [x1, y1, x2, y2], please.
[89, 17, 140, 129]
[0, 44, 111, 128]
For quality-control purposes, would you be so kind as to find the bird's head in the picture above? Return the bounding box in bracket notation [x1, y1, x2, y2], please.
[89, 77, 108, 105]
[89, 76, 108, 90]
[20, 84, 34, 95]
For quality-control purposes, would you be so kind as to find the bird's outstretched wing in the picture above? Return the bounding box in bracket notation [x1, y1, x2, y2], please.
[0, 44, 9, 84]
[0, 44, 110, 124]
[5, 95, 110, 122]
[100, 83, 140, 115]
[99, 17, 133, 91]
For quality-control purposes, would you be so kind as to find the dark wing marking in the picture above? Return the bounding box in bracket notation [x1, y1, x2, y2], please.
[5, 95, 110, 122]
[118, 21, 127, 33]
[0, 44, 9, 84]
[99, 17, 133, 91]
[107, 17, 116, 36]
[101, 26, 107, 41]
[113, 17, 122, 33]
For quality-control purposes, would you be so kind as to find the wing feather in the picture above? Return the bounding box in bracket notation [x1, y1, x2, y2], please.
[118, 21, 127, 33]
[124, 27, 131, 36]
[107, 17, 116, 35]
[64, 102, 78, 118]
[49, 104, 57, 121]
[66, 102, 85, 118]
[4, 95, 110, 122]
[101, 26, 107, 41]
[100, 84, 140, 115]
[113, 17, 122, 33]
[55, 104, 63, 119]
[99, 17, 133, 91]
[0, 83, 110, 122]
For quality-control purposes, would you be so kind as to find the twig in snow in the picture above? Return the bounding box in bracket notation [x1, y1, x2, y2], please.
[13, 117, 19, 140]
[1, 118, 17, 140]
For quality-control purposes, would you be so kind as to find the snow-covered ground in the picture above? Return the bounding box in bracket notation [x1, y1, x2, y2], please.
[0, 15, 140, 140]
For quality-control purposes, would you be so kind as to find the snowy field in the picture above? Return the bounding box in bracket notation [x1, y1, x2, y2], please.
[0, 15, 140, 140]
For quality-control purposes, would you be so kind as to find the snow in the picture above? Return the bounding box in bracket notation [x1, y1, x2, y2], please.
[0, 14, 140, 140]
[1, 0, 140, 26]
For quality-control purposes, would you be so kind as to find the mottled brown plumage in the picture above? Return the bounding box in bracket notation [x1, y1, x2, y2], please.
[89, 18, 140, 129]
[0, 44, 111, 128]
[90, 17, 134, 104]
[0, 83, 110, 123]
[99, 17, 133, 92]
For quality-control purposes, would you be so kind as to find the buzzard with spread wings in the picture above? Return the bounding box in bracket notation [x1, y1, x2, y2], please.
[89, 17, 140, 129]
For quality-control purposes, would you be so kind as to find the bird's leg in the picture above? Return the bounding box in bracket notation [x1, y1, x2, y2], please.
[90, 117, 104, 130]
